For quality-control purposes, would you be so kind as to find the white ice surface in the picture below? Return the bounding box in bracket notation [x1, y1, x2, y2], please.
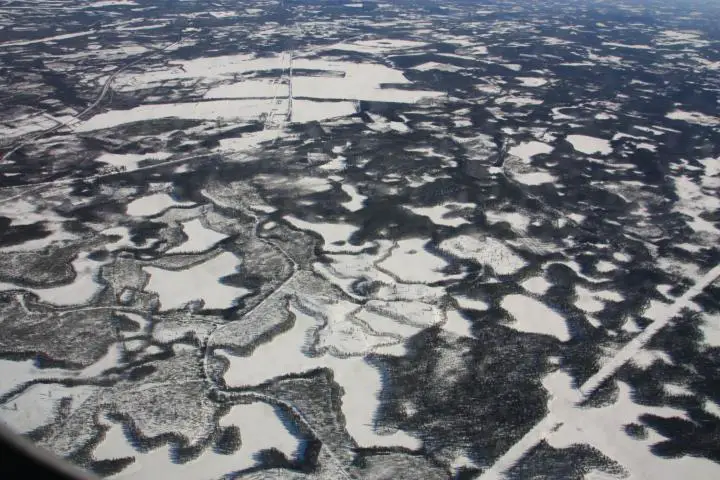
[566, 134, 613, 155]
[378, 238, 451, 283]
[412, 62, 463, 73]
[613, 252, 632, 263]
[672, 175, 720, 234]
[500, 294, 570, 341]
[508, 141, 553, 162]
[454, 295, 489, 311]
[443, 310, 474, 337]
[512, 171, 557, 185]
[602, 42, 653, 50]
[327, 38, 427, 54]
[143, 252, 250, 311]
[126, 193, 195, 217]
[0, 359, 71, 398]
[291, 60, 443, 104]
[596, 260, 617, 273]
[700, 313, 720, 347]
[0, 30, 96, 48]
[88, 0, 137, 6]
[485, 211, 531, 233]
[166, 218, 229, 254]
[666, 110, 719, 126]
[340, 184, 367, 212]
[574, 286, 605, 313]
[404, 202, 473, 227]
[283, 216, 370, 253]
[217, 129, 283, 153]
[516, 77, 548, 87]
[290, 99, 359, 123]
[495, 96, 542, 106]
[203, 79, 288, 99]
[521, 276, 551, 295]
[76, 100, 281, 132]
[117, 53, 442, 105]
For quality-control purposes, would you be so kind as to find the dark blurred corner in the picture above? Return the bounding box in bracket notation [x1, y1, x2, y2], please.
[0, 423, 98, 479]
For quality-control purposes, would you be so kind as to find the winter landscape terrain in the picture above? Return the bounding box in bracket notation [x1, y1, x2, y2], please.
[0, 0, 719, 478]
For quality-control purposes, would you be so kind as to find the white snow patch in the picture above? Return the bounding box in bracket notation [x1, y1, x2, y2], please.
[340, 184, 367, 212]
[291, 99, 359, 123]
[76, 100, 280, 132]
[405, 202, 473, 227]
[485, 210, 531, 233]
[411, 62, 463, 73]
[516, 77, 547, 87]
[353, 308, 423, 339]
[613, 252, 632, 262]
[220, 303, 421, 449]
[602, 42, 653, 50]
[664, 383, 693, 397]
[126, 193, 194, 217]
[442, 310, 473, 337]
[0, 252, 106, 306]
[217, 129, 283, 153]
[631, 349, 674, 369]
[596, 260, 617, 273]
[502, 64, 522, 71]
[547, 381, 719, 479]
[100, 402, 300, 479]
[575, 286, 605, 313]
[495, 96, 543, 106]
[0, 359, 71, 398]
[0, 30, 96, 48]
[501, 294, 570, 341]
[508, 141, 553, 162]
[208, 11, 237, 19]
[673, 175, 720, 234]
[284, 216, 370, 253]
[378, 238, 451, 283]
[454, 295, 489, 311]
[166, 219, 228, 254]
[329, 39, 427, 54]
[88, 0, 137, 6]
[143, 252, 250, 311]
[291, 60, 443, 104]
[666, 110, 719, 126]
[699, 157, 720, 177]
[705, 399, 720, 418]
[522, 276, 551, 295]
[700, 313, 720, 347]
[95, 152, 172, 172]
[0, 384, 94, 434]
[513, 171, 557, 185]
[566, 135, 613, 155]
[203, 80, 288, 99]
[439, 235, 527, 275]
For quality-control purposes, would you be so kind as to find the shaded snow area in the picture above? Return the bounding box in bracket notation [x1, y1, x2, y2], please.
[2, 1, 720, 479]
